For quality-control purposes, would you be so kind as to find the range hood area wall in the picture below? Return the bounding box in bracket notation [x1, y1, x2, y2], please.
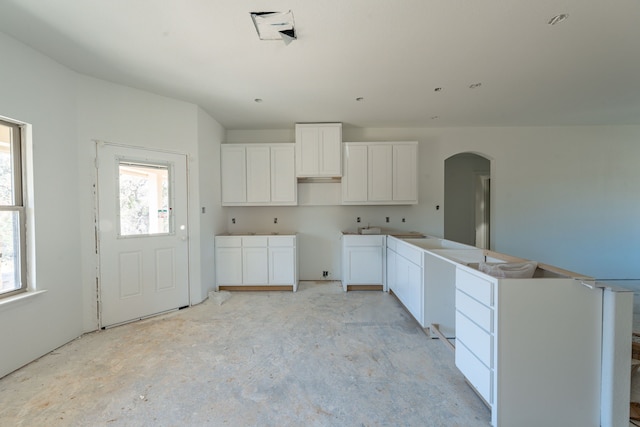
[225, 126, 640, 282]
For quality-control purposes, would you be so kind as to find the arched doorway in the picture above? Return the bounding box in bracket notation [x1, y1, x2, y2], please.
[444, 153, 491, 248]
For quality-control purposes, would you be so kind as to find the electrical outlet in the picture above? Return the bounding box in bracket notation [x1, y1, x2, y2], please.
[232, 218, 236, 224]
[357, 217, 361, 223]
[322, 271, 328, 277]
[385, 216, 389, 223]
[402, 218, 406, 222]
[274, 218, 278, 224]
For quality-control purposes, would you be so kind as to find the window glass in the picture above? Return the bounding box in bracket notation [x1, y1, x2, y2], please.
[0, 210, 22, 294]
[0, 125, 14, 205]
[118, 162, 170, 236]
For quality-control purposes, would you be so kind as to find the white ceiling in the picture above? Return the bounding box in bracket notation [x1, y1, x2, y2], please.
[1, 0, 639, 130]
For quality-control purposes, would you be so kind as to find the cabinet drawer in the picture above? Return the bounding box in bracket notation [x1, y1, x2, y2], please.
[456, 289, 493, 332]
[242, 236, 268, 247]
[343, 234, 384, 246]
[456, 268, 493, 306]
[456, 310, 492, 368]
[397, 241, 422, 267]
[215, 236, 242, 247]
[269, 236, 295, 247]
[455, 340, 492, 404]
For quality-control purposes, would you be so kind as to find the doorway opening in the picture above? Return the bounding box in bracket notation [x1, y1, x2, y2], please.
[444, 153, 491, 249]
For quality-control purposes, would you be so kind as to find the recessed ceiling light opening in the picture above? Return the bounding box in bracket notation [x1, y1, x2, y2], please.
[356, 97, 364, 102]
[469, 83, 482, 89]
[434, 87, 442, 92]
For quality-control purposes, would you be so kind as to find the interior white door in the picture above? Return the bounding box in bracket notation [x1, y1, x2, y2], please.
[97, 142, 189, 328]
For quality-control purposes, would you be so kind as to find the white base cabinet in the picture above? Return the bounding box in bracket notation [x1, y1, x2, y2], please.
[386, 236, 423, 321]
[342, 234, 385, 291]
[215, 235, 298, 291]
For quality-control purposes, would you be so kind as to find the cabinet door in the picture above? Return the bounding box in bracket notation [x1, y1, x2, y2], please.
[269, 246, 295, 284]
[221, 145, 246, 204]
[393, 144, 417, 203]
[319, 125, 342, 176]
[387, 248, 397, 292]
[368, 144, 393, 201]
[344, 246, 383, 285]
[296, 124, 342, 177]
[342, 144, 368, 202]
[270, 145, 296, 204]
[396, 255, 422, 321]
[215, 247, 242, 285]
[246, 145, 271, 203]
[242, 247, 269, 284]
[295, 126, 319, 177]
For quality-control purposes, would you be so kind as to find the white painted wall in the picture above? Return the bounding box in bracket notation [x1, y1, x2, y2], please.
[227, 126, 640, 280]
[1, 33, 225, 376]
[197, 107, 226, 301]
[77, 76, 225, 330]
[0, 32, 83, 378]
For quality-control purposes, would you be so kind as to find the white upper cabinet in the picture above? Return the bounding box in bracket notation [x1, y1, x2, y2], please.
[221, 144, 296, 206]
[246, 145, 271, 203]
[295, 123, 342, 177]
[393, 144, 418, 203]
[342, 144, 368, 202]
[270, 145, 297, 204]
[342, 141, 418, 205]
[221, 145, 247, 204]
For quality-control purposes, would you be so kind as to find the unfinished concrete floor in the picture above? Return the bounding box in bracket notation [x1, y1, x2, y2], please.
[0, 282, 490, 426]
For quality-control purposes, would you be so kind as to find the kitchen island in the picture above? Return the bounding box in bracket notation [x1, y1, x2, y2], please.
[387, 235, 632, 427]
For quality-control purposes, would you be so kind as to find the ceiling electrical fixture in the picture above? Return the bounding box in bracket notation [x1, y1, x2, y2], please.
[434, 87, 442, 92]
[254, 98, 263, 103]
[548, 14, 569, 25]
[356, 97, 364, 101]
[469, 83, 482, 89]
[250, 11, 297, 45]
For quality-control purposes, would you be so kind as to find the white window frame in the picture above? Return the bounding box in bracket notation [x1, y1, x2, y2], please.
[0, 118, 27, 299]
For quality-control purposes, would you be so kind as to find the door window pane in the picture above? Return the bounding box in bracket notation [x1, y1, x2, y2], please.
[118, 162, 170, 236]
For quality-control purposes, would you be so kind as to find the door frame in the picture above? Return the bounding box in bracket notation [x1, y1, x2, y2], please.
[94, 140, 192, 328]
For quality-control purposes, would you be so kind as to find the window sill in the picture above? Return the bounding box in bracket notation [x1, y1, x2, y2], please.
[0, 290, 48, 313]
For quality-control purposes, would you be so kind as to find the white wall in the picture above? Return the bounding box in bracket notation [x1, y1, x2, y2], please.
[0, 32, 83, 378]
[77, 76, 224, 330]
[227, 126, 640, 280]
[0, 31, 224, 376]
[197, 107, 226, 301]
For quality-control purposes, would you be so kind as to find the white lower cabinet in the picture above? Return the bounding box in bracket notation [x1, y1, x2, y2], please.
[386, 237, 423, 321]
[215, 235, 297, 290]
[341, 234, 385, 291]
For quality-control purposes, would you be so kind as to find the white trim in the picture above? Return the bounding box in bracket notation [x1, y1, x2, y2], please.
[0, 290, 47, 312]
